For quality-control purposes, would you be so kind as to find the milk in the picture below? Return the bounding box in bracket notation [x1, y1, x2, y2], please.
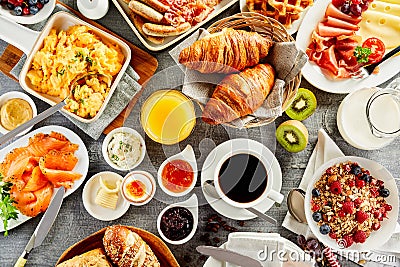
[337, 87, 397, 150]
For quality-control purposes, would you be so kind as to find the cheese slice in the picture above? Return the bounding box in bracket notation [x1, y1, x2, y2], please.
[358, 9, 400, 49]
[374, 0, 400, 4]
[369, 0, 400, 16]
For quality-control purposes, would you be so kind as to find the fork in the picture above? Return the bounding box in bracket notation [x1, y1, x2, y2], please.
[353, 44, 400, 79]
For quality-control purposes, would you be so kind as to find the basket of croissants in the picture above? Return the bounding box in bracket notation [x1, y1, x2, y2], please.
[178, 12, 301, 128]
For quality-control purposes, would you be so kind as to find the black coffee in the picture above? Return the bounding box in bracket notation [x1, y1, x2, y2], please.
[218, 153, 268, 203]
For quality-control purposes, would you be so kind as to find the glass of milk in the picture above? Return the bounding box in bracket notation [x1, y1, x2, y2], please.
[366, 88, 400, 138]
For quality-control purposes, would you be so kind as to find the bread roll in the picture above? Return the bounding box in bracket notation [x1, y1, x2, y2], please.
[56, 248, 112, 267]
[103, 225, 160, 267]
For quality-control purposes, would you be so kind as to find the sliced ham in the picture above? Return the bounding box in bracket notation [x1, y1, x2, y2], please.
[317, 23, 355, 37]
[325, 16, 360, 31]
[325, 3, 362, 24]
[335, 36, 360, 62]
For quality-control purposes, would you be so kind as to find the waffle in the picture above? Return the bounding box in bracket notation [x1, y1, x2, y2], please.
[246, 0, 313, 28]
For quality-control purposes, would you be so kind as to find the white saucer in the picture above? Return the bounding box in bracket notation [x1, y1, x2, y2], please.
[201, 138, 282, 220]
[82, 171, 130, 221]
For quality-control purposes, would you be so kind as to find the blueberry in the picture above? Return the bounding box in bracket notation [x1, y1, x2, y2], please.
[360, 174, 371, 183]
[312, 212, 322, 222]
[6, 3, 14, 9]
[29, 5, 38, 14]
[350, 165, 362, 176]
[28, 0, 37, 5]
[14, 5, 22, 15]
[312, 188, 321, 197]
[320, 224, 331, 235]
[379, 188, 390, 198]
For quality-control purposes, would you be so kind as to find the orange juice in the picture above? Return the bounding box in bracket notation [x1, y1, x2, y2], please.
[141, 90, 196, 145]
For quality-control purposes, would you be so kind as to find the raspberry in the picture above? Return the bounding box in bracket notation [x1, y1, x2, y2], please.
[330, 181, 342, 194]
[384, 204, 392, 212]
[370, 187, 379, 197]
[372, 222, 381, 231]
[354, 198, 363, 207]
[374, 210, 383, 221]
[338, 210, 346, 217]
[353, 230, 367, 243]
[342, 235, 354, 248]
[312, 204, 320, 212]
[355, 210, 369, 224]
[329, 232, 337, 239]
[356, 179, 366, 188]
[347, 180, 356, 187]
[342, 201, 354, 214]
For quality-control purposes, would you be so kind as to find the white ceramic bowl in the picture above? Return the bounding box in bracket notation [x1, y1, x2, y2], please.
[82, 171, 130, 221]
[0, 0, 55, 24]
[121, 170, 156, 206]
[305, 156, 399, 251]
[0, 91, 37, 136]
[157, 194, 198, 245]
[102, 127, 146, 171]
[157, 145, 198, 197]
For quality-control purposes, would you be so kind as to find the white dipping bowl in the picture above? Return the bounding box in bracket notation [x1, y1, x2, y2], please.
[0, 0, 56, 24]
[0, 91, 37, 136]
[102, 127, 146, 171]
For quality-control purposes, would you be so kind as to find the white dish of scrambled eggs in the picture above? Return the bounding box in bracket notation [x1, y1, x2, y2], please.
[13, 11, 131, 123]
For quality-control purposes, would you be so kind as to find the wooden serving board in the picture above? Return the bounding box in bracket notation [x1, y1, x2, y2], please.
[0, 1, 158, 135]
[56, 226, 180, 267]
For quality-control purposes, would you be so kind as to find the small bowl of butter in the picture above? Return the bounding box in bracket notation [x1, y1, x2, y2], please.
[0, 91, 37, 136]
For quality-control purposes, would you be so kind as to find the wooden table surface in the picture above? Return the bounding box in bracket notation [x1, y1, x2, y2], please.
[0, 1, 399, 266]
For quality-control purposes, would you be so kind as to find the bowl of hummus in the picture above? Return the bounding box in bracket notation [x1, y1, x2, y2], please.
[102, 127, 146, 171]
[0, 91, 37, 136]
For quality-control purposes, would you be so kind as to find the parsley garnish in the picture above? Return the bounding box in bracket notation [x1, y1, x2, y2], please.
[0, 174, 18, 237]
[111, 154, 119, 161]
[354, 46, 372, 63]
[85, 56, 93, 66]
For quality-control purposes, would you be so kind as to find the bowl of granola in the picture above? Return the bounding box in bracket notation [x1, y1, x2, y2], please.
[305, 156, 398, 251]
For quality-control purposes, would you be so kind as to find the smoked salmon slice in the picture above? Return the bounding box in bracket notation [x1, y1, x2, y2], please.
[39, 158, 82, 189]
[23, 166, 49, 192]
[41, 150, 78, 171]
[13, 183, 53, 217]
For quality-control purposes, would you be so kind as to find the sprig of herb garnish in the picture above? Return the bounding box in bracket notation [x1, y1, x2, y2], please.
[354, 46, 372, 63]
[0, 174, 18, 237]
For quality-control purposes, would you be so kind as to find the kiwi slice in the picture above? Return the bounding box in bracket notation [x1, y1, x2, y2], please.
[285, 88, 317, 121]
[276, 120, 309, 153]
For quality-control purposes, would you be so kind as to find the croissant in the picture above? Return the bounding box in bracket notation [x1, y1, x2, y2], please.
[202, 63, 275, 125]
[103, 225, 160, 267]
[179, 28, 273, 73]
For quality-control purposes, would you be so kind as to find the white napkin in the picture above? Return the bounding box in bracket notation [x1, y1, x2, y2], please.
[282, 128, 400, 266]
[225, 232, 313, 267]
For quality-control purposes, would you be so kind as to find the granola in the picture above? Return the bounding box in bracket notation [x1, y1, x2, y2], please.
[310, 161, 392, 248]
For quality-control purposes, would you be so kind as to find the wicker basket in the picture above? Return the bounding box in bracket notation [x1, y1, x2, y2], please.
[204, 12, 301, 128]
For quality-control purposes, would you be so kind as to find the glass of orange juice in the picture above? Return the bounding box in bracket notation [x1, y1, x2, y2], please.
[140, 90, 196, 145]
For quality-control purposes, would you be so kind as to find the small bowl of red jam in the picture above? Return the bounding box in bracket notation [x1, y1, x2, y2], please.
[157, 194, 198, 245]
[121, 171, 156, 206]
[157, 145, 198, 197]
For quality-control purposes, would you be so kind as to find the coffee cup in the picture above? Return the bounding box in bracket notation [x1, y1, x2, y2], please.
[212, 148, 284, 209]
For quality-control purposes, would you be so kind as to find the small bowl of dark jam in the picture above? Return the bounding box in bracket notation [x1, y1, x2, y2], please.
[157, 194, 198, 245]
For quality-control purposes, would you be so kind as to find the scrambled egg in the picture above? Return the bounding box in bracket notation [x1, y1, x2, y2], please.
[27, 25, 125, 119]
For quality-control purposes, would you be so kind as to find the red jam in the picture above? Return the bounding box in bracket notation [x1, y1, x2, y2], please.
[125, 180, 146, 199]
[161, 159, 194, 193]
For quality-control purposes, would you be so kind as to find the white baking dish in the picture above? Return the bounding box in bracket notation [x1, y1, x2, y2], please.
[0, 12, 131, 123]
[112, 0, 238, 51]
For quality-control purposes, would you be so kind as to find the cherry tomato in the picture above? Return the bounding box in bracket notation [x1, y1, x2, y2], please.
[362, 37, 385, 64]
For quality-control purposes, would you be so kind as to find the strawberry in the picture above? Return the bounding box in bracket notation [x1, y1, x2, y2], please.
[355, 210, 369, 224]
[353, 230, 367, 243]
[342, 201, 354, 214]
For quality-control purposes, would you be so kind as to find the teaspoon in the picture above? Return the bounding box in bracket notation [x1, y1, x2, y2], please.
[202, 181, 277, 225]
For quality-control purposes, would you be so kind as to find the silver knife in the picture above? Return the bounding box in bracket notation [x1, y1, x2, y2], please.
[197, 246, 263, 267]
[14, 186, 65, 267]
